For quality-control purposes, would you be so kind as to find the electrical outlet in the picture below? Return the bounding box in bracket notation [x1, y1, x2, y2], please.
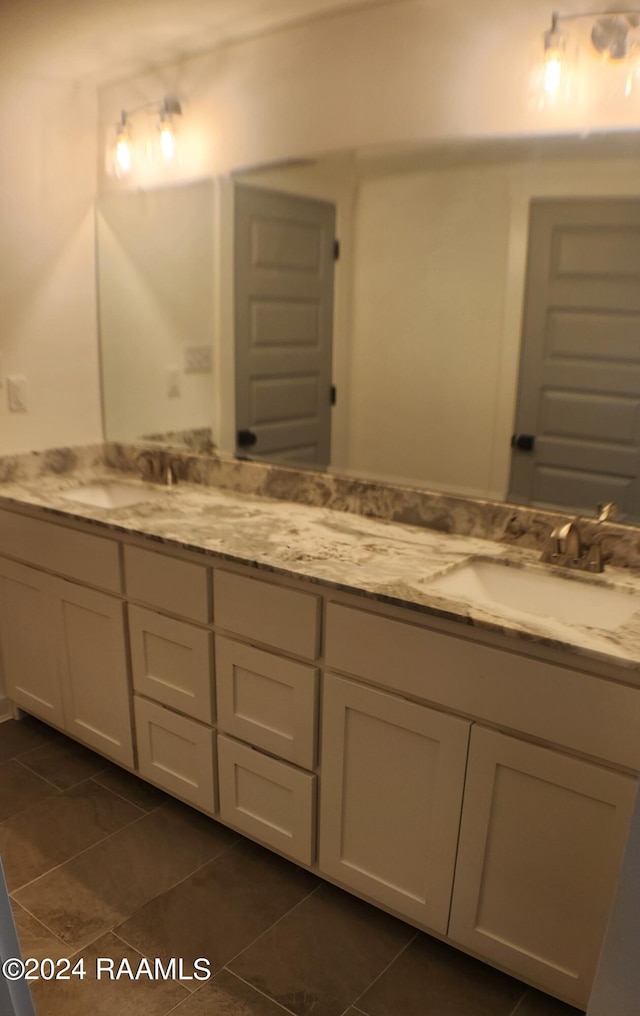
[7, 375, 28, 413]
[184, 345, 212, 373]
[167, 367, 181, 398]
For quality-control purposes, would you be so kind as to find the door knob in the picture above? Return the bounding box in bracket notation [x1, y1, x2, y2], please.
[511, 434, 535, 452]
[237, 429, 257, 448]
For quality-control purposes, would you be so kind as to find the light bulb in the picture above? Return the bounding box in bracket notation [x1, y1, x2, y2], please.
[158, 118, 177, 163]
[114, 115, 132, 178]
[156, 99, 182, 166]
[543, 22, 567, 101]
[535, 16, 575, 109]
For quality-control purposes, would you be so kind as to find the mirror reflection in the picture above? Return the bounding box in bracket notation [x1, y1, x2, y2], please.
[96, 133, 640, 521]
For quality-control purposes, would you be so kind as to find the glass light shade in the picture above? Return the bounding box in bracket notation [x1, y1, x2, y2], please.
[114, 125, 133, 178]
[625, 37, 640, 96]
[543, 27, 568, 101]
[158, 117, 177, 163]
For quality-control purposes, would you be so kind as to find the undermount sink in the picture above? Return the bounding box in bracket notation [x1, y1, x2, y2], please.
[430, 558, 639, 631]
[58, 482, 154, 509]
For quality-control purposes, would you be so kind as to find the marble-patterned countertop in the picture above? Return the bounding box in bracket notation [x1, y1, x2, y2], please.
[2, 467, 640, 674]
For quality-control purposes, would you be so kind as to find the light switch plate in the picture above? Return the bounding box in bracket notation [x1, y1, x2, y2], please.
[184, 345, 212, 373]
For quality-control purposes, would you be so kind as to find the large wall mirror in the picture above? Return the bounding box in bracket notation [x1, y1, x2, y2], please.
[96, 132, 640, 522]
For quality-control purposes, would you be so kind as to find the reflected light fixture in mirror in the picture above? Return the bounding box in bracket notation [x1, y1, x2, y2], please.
[537, 8, 640, 106]
[157, 97, 182, 164]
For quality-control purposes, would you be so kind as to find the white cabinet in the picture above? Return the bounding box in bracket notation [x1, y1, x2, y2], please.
[319, 672, 471, 934]
[56, 579, 133, 767]
[448, 726, 637, 1008]
[322, 596, 639, 1006]
[213, 569, 320, 660]
[125, 551, 216, 805]
[134, 695, 217, 813]
[0, 559, 64, 727]
[129, 605, 214, 723]
[218, 733, 316, 865]
[216, 636, 318, 768]
[0, 557, 133, 766]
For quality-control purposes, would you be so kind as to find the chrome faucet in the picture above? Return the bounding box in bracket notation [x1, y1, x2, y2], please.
[136, 449, 180, 486]
[541, 502, 619, 573]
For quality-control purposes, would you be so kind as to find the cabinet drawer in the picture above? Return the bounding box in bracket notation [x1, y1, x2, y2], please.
[216, 637, 318, 768]
[325, 601, 640, 771]
[213, 570, 320, 659]
[129, 606, 214, 722]
[0, 508, 121, 591]
[125, 546, 210, 622]
[134, 696, 216, 814]
[217, 734, 316, 865]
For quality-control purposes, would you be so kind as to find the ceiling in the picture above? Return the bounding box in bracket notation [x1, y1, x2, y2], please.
[0, 0, 409, 85]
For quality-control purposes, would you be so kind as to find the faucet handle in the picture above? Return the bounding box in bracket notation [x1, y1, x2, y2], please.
[597, 501, 619, 523]
[136, 449, 157, 482]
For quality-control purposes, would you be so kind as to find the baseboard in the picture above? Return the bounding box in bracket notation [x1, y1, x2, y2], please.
[0, 697, 12, 721]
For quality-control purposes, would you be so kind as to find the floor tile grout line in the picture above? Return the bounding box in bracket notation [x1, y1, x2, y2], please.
[7, 800, 163, 896]
[10, 756, 66, 794]
[87, 772, 166, 813]
[349, 929, 420, 1012]
[223, 879, 324, 973]
[8, 898, 70, 951]
[223, 968, 300, 1016]
[509, 986, 530, 1016]
[112, 833, 243, 951]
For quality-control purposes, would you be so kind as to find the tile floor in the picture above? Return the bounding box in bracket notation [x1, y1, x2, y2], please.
[0, 715, 586, 1016]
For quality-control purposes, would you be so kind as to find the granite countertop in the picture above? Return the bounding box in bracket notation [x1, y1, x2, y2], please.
[2, 465, 640, 673]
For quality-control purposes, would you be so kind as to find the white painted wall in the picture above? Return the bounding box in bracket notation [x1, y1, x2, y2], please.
[0, 73, 101, 455]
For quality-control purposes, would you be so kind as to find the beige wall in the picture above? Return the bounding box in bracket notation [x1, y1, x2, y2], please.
[0, 73, 101, 455]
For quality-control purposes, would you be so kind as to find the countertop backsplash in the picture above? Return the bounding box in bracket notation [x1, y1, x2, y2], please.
[0, 441, 638, 571]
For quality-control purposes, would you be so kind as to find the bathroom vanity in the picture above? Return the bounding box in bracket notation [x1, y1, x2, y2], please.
[1, 449, 639, 1009]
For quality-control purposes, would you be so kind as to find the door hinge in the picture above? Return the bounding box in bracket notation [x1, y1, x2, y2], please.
[333, 239, 340, 261]
[330, 384, 337, 406]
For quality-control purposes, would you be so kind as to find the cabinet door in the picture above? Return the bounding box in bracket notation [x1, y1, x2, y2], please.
[0, 559, 63, 727]
[448, 726, 637, 1008]
[56, 580, 133, 767]
[319, 673, 470, 934]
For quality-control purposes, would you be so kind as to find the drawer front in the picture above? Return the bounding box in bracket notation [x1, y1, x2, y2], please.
[130, 605, 214, 722]
[125, 545, 210, 622]
[325, 601, 640, 771]
[213, 570, 320, 660]
[217, 734, 316, 865]
[216, 637, 318, 768]
[134, 696, 216, 814]
[0, 508, 121, 591]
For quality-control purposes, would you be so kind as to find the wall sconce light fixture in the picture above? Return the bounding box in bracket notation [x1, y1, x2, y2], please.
[109, 96, 183, 177]
[114, 113, 133, 179]
[539, 8, 640, 106]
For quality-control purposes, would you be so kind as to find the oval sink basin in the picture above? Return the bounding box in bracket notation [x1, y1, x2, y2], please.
[58, 482, 154, 509]
[430, 558, 639, 631]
